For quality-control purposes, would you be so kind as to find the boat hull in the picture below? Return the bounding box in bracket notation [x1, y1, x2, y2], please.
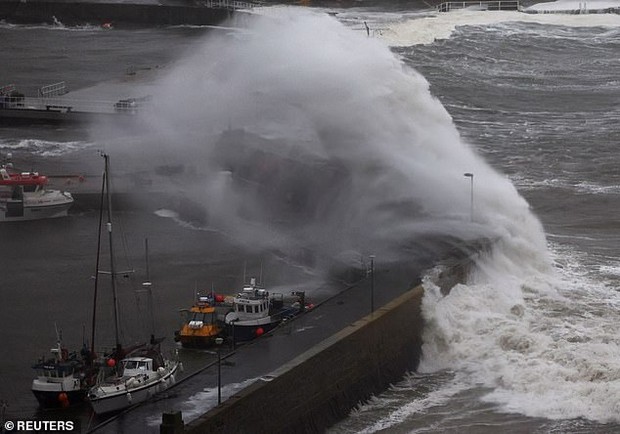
[226, 316, 287, 342]
[0, 199, 73, 221]
[177, 334, 219, 349]
[88, 363, 179, 415]
[31, 387, 86, 408]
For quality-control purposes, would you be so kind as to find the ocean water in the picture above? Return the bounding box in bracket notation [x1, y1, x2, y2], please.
[1, 2, 620, 433]
[329, 4, 620, 433]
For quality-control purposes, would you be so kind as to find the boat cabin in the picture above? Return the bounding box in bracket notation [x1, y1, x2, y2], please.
[32, 362, 78, 381]
[120, 357, 154, 376]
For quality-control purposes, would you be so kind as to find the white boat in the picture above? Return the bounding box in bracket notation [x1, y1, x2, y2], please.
[86, 153, 180, 415]
[223, 278, 308, 342]
[0, 165, 73, 221]
[87, 344, 179, 414]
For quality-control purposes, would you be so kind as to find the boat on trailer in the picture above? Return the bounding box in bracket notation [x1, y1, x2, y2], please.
[0, 165, 73, 221]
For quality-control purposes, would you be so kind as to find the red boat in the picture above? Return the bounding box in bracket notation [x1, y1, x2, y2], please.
[0, 165, 73, 221]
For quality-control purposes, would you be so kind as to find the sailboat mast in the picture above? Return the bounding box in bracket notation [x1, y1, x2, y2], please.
[103, 154, 121, 350]
[90, 162, 107, 359]
[144, 238, 155, 337]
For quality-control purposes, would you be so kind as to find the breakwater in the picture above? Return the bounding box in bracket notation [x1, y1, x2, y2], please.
[185, 285, 427, 434]
[0, 0, 237, 27]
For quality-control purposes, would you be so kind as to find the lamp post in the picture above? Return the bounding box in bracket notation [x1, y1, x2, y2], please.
[230, 319, 238, 351]
[215, 337, 223, 405]
[464, 173, 474, 222]
[369, 255, 375, 314]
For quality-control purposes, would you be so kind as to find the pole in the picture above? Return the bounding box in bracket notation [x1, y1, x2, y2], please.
[370, 255, 375, 313]
[90, 164, 107, 360]
[231, 320, 237, 351]
[104, 154, 121, 352]
[464, 173, 474, 222]
[215, 336, 223, 404]
[217, 348, 221, 405]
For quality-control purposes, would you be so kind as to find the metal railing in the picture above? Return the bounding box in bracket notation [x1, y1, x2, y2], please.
[437, 1, 520, 12]
[38, 81, 67, 98]
[201, 0, 264, 10]
[15, 95, 153, 114]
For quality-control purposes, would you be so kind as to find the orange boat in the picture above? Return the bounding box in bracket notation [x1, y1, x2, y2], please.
[175, 294, 223, 348]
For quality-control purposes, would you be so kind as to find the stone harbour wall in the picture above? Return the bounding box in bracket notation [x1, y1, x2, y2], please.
[185, 285, 426, 434]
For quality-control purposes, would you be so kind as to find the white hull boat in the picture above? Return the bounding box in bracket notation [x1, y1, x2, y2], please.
[88, 350, 179, 414]
[0, 166, 73, 222]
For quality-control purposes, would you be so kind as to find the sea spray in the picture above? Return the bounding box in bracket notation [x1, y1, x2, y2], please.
[95, 9, 543, 276]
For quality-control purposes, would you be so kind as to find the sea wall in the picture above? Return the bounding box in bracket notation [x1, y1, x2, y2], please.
[185, 285, 426, 434]
[0, 1, 233, 27]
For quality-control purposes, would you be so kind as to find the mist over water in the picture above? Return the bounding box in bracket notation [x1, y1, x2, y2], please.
[97, 9, 547, 275]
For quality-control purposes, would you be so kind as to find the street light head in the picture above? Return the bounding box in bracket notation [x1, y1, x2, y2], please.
[464, 173, 473, 178]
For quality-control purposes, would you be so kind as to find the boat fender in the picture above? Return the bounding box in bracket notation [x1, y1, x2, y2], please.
[58, 392, 69, 407]
[126, 392, 132, 404]
[157, 367, 165, 376]
[179, 362, 184, 373]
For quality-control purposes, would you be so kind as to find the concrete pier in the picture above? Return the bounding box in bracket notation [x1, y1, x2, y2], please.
[0, 0, 239, 27]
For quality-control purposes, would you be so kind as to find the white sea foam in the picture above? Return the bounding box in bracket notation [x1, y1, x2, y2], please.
[379, 8, 620, 47]
[0, 138, 92, 156]
[418, 238, 620, 423]
[346, 373, 470, 433]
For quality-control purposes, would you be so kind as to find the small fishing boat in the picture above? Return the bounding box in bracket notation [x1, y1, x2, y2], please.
[175, 293, 224, 348]
[0, 165, 73, 221]
[31, 329, 95, 408]
[223, 278, 309, 342]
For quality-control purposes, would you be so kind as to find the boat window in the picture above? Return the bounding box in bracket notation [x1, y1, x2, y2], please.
[124, 361, 138, 369]
[23, 185, 37, 193]
[138, 361, 149, 370]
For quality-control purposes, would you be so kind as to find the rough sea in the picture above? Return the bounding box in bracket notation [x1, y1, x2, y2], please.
[1, 1, 619, 432]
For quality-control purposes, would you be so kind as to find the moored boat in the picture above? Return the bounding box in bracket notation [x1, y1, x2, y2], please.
[31, 331, 95, 408]
[222, 278, 310, 342]
[175, 293, 224, 348]
[0, 165, 73, 221]
[87, 342, 179, 415]
[86, 153, 180, 415]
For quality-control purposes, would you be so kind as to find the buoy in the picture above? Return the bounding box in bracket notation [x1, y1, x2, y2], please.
[107, 358, 116, 367]
[58, 392, 69, 407]
[215, 294, 225, 303]
[255, 327, 264, 337]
